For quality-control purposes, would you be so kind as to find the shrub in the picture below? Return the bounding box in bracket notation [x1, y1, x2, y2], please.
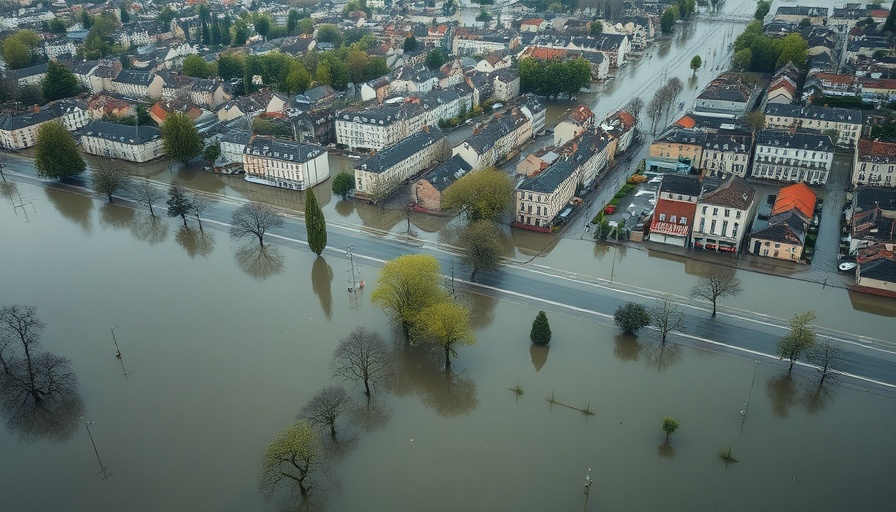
[614, 302, 650, 335]
[530, 310, 552, 345]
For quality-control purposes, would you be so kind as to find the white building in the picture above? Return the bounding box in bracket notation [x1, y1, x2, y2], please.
[854, 139, 896, 188]
[354, 129, 448, 200]
[691, 175, 756, 253]
[752, 129, 834, 184]
[79, 121, 164, 163]
[0, 100, 89, 150]
[453, 107, 532, 170]
[243, 137, 330, 191]
[217, 130, 253, 169]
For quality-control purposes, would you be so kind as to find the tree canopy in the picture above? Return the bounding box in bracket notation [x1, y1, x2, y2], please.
[230, 202, 283, 247]
[690, 265, 742, 317]
[754, 0, 771, 20]
[733, 21, 808, 72]
[42, 61, 81, 101]
[458, 220, 504, 281]
[330, 327, 392, 397]
[519, 57, 591, 98]
[614, 302, 650, 335]
[442, 167, 514, 222]
[660, 7, 677, 33]
[161, 112, 203, 164]
[777, 310, 816, 372]
[690, 55, 702, 74]
[34, 122, 85, 180]
[259, 420, 322, 499]
[332, 172, 354, 198]
[416, 300, 476, 369]
[530, 310, 551, 345]
[181, 55, 216, 78]
[304, 188, 327, 256]
[2, 30, 41, 69]
[370, 254, 447, 342]
[166, 186, 193, 227]
[425, 49, 446, 70]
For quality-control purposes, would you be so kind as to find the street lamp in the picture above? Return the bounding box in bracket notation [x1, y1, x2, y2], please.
[583, 468, 593, 511]
[84, 421, 110, 479]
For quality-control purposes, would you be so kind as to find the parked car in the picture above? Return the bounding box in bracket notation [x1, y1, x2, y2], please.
[604, 205, 617, 214]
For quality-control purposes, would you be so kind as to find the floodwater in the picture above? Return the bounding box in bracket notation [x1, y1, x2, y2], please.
[2, 181, 896, 511]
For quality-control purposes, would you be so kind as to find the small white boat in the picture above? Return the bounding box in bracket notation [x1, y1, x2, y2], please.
[346, 154, 361, 159]
[838, 262, 857, 272]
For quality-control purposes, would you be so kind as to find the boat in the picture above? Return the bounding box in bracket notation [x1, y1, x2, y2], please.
[838, 261, 857, 272]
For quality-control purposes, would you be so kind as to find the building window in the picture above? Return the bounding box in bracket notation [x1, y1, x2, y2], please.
[680, 216, 687, 225]
[724, 209, 730, 217]
[710, 219, 717, 233]
[670, 215, 677, 223]
[659, 213, 666, 221]
[713, 208, 718, 216]
[699, 218, 705, 232]
[702, 206, 707, 214]
[736, 211, 741, 219]
[721, 220, 728, 236]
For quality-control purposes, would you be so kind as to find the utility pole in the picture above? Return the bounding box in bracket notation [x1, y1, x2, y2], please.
[583, 468, 593, 511]
[84, 421, 110, 479]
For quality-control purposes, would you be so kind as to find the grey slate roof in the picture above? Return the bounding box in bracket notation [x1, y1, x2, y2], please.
[659, 174, 702, 196]
[763, 103, 862, 124]
[751, 209, 808, 245]
[80, 121, 161, 145]
[113, 69, 155, 85]
[244, 137, 326, 163]
[703, 132, 753, 153]
[698, 174, 755, 210]
[11, 63, 48, 80]
[220, 129, 252, 145]
[463, 108, 529, 154]
[355, 129, 445, 174]
[0, 100, 85, 131]
[518, 159, 576, 193]
[419, 154, 472, 192]
[756, 129, 834, 152]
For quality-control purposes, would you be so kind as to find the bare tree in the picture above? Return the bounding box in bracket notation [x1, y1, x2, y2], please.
[91, 160, 130, 203]
[230, 202, 283, 247]
[661, 77, 684, 126]
[0, 305, 44, 378]
[132, 178, 164, 217]
[645, 94, 663, 135]
[689, 265, 743, 318]
[190, 195, 210, 232]
[650, 295, 685, 343]
[330, 328, 392, 397]
[625, 97, 644, 122]
[299, 386, 352, 439]
[807, 339, 845, 384]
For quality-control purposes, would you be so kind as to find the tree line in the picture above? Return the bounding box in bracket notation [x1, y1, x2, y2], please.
[519, 57, 592, 99]
[732, 20, 809, 73]
[644, 76, 683, 135]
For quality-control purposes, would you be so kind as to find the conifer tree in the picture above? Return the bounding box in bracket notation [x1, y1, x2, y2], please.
[305, 188, 327, 256]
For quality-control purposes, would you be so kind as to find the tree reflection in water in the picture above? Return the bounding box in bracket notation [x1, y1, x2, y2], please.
[99, 202, 135, 231]
[657, 440, 675, 459]
[386, 341, 478, 417]
[176, 226, 216, 259]
[235, 244, 285, 280]
[129, 215, 169, 246]
[766, 373, 799, 418]
[802, 382, 835, 415]
[0, 353, 83, 442]
[530, 344, 549, 372]
[45, 187, 92, 234]
[311, 257, 334, 320]
[334, 200, 354, 218]
[347, 397, 392, 433]
[644, 342, 682, 372]
[613, 334, 643, 361]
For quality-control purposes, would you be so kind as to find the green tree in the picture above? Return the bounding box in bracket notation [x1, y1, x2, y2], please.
[287, 9, 300, 34]
[332, 172, 355, 198]
[885, 2, 896, 33]
[614, 302, 650, 335]
[690, 55, 702, 75]
[259, 420, 322, 499]
[161, 112, 203, 164]
[230, 202, 283, 247]
[346, 47, 370, 84]
[158, 6, 177, 28]
[211, 20, 221, 45]
[166, 185, 193, 227]
[650, 295, 685, 343]
[297, 18, 314, 35]
[48, 18, 67, 34]
[662, 417, 679, 441]
[42, 61, 81, 101]
[744, 110, 766, 134]
[119, 4, 131, 23]
[690, 264, 742, 318]
[773, 33, 808, 69]
[530, 310, 551, 345]
[459, 220, 503, 281]
[304, 188, 327, 256]
[754, 0, 771, 20]
[660, 7, 677, 33]
[403, 35, 418, 52]
[253, 15, 271, 38]
[181, 54, 214, 78]
[91, 161, 130, 203]
[732, 48, 752, 71]
[590, 20, 603, 35]
[34, 122, 85, 180]
[203, 143, 221, 163]
[416, 300, 476, 369]
[80, 15, 118, 60]
[3, 30, 41, 69]
[370, 254, 447, 342]
[476, 9, 493, 22]
[299, 385, 351, 439]
[777, 310, 816, 372]
[442, 167, 514, 222]
[316, 24, 343, 45]
[425, 49, 446, 70]
[217, 54, 245, 81]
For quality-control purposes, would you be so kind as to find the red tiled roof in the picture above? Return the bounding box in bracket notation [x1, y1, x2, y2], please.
[522, 46, 568, 60]
[772, 182, 816, 218]
[674, 115, 696, 128]
[650, 199, 697, 235]
[521, 18, 544, 26]
[858, 139, 896, 158]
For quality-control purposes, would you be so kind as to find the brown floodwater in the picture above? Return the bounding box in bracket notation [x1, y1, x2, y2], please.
[2, 181, 895, 511]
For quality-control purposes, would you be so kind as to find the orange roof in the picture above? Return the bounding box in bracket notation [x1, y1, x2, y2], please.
[675, 115, 696, 128]
[523, 46, 568, 60]
[858, 139, 896, 158]
[772, 182, 816, 218]
[521, 18, 544, 26]
[816, 72, 855, 84]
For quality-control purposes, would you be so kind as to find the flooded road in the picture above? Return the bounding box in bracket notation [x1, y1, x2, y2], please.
[2, 181, 895, 511]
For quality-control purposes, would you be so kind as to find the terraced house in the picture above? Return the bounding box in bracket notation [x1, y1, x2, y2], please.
[514, 160, 578, 232]
[752, 129, 834, 184]
[453, 107, 532, 170]
[242, 137, 330, 191]
[763, 103, 862, 147]
[691, 175, 756, 253]
[79, 121, 164, 163]
[699, 131, 753, 178]
[854, 139, 896, 188]
[0, 100, 89, 150]
[354, 129, 449, 200]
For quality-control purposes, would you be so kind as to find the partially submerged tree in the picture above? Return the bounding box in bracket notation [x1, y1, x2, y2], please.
[259, 420, 322, 499]
[161, 111, 203, 164]
[442, 167, 514, 222]
[132, 178, 164, 217]
[305, 188, 327, 256]
[650, 295, 685, 343]
[614, 302, 650, 336]
[330, 328, 391, 397]
[690, 55, 702, 75]
[166, 185, 192, 227]
[35, 122, 86, 180]
[190, 196, 210, 232]
[0, 304, 43, 377]
[690, 265, 743, 317]
[662, 417, 679, 441]
[777, 310, 816, 372]
[230, 202, 284, 247]
[416, 300, 476, 369]
[370, 254, 447, 342]
[331, 172, 354, 199]
[299, 386, 352, 439]
[807, 339, 845, 384]
[91, 161, 130, 203]
[530, 310, 552, 345]
[625, 97, 644, 122]
[459, 220, 503, 281]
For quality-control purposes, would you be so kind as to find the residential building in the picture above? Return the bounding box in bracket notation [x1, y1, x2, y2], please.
[336, 103, 414, 152]
[453, 107, 532, 170]
[763, 103, 862, 147]
[453, 30, 521, 57]
[520, 18, 546, 32]
[649, 174, 702, 246]
[699, 131, 753, 178]
[514, 159, 578, 231]
[772, 5, 830, 24]
[475, 51, 513, 74]
[412, 154, 472, 211]
[554, 105, 595, 146]
[519, 94, 546, 135]
[159, 71, 230, 108]
[242, 137, 330, 191]
[492, 68, 521, 102]
[692, 72, 759, 119]
[216, 89, 285, 122]
[691, 175, 756, 253]
[748, 182, 816, 261]
[848, 186, 896, 254]
[216, 129, 252, 170]
[0, 100, 89, 150]
[854, 139, 896, 188]
[570, 129, 613, 189]
[111, 69, 165, 99]
[43, 37, 76, 60]
[854, 243, 896, 298]
[600, 109, 636, 155]
[647, 128, 705, 173]
[354, 128, 449, 200]
[11, 63, 48, 86]
[79, 121, 164, 163]
[290, 108, 336, 146]
[752, 129, 834, 184]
